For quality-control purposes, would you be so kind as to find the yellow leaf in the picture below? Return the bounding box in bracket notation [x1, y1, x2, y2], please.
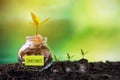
[41, 17, 50, 25]
[29, 22, 35, 26]
[31, 12, 40, 27]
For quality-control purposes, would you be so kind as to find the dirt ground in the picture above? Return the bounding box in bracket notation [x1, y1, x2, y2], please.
[0, 59, 120, 80]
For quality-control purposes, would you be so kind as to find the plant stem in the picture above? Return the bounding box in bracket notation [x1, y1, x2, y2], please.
[82, 55, 84, 59]
[36, 26, 38, 36]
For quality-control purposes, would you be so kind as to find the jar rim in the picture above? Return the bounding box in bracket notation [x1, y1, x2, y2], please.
[26, 35, 47, 42]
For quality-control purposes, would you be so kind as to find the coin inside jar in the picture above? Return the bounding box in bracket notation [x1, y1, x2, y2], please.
[18, 34, 53, 71]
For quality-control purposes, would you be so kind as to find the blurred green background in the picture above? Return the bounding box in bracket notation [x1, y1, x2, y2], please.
[0, 0, 120, 63]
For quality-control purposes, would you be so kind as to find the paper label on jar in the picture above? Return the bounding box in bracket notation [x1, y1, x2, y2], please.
[25, 55, 44, 66]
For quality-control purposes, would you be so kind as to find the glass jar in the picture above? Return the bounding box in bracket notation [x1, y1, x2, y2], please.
[18, 34, 53, 71]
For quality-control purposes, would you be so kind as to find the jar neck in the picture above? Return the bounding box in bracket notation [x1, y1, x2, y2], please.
[26, 39, 41, 45]
[25, 35, 47, 45]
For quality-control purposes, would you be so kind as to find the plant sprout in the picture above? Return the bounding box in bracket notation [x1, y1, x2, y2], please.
[31, 12, 49, 36]
[66, 53, 74, 61]
[53, 54, 60, 61]
[80, 49, 88, 59]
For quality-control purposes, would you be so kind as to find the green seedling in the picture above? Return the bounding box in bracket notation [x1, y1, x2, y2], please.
[80, 49, 88, 59]
[53, 54, 61, 61]
[66, 53, 74, 61]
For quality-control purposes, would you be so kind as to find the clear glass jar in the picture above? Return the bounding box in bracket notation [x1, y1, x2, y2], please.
[18, 34, 53, 71]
